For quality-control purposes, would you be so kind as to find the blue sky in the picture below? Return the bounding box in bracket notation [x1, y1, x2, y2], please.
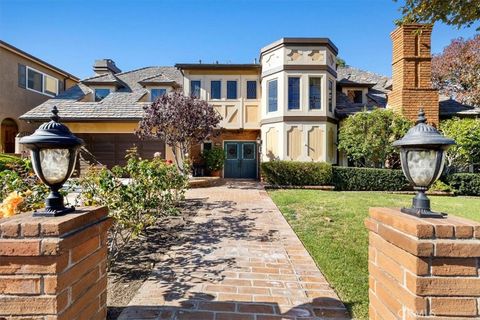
[0, 0, 478, 79]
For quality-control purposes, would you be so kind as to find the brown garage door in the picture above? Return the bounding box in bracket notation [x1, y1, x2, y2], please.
[77, 133, 165, 169]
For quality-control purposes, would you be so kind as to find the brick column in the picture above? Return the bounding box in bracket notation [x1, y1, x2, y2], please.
[0, 207, 111, 320]
[366, 207, 480, 319]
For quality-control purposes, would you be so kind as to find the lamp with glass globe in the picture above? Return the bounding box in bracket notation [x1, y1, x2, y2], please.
[393, 109, 455, 218]
[20, 106, 84, 217]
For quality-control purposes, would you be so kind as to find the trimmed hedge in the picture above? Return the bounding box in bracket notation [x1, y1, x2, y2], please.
[261, 161, 332, 186]
[445, 173, 480, 196]
[332, 167, 409, 191]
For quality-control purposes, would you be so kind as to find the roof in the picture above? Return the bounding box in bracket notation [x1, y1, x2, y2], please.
[260, 37, 339, 56]
[176, 63, 261, 70]
[0, 40, 79, 81]
[20, 66, 182, 121]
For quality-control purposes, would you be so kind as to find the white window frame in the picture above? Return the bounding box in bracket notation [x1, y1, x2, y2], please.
[25, 66, 59, 97]
[200, 141, 213, 152]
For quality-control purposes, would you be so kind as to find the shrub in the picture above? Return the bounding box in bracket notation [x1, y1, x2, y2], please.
[202, 147, 226, 172]
[332, 167, 409, 191]
[0, 154, 22, 171]
[0, 158, 49, 213]
[77, 148, 188, 264]
[445, 173, 480, 196]
[428, 180, 454, 193]
[261, 161, 332, 186]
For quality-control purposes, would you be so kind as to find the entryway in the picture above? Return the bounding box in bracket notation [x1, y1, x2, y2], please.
[1, 118, 18, 153]
[224, 141, 257, 179]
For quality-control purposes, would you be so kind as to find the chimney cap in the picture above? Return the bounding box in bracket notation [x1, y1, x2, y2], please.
[93, 59, 121, 74]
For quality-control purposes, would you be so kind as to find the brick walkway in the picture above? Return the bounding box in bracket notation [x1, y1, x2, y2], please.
[119, 180, 350, 320]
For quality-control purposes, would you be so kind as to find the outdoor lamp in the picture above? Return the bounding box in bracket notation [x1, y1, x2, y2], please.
[393, 109, 455, 218]
[20, 106, 84, 217]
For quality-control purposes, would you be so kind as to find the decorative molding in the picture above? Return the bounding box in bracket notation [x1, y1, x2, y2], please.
[260, 116, 338, 125]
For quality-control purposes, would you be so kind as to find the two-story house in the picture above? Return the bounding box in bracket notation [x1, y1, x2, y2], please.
[0, 40, 79, 154]
[20, 24, 479, 178]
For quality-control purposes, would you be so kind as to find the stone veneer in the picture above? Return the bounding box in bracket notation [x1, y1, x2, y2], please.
[366, 207, 480, 319]
[0, 207, 111, 320]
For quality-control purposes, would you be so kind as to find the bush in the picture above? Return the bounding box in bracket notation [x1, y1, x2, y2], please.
[77, 148, 188, 264]
[202, 147, 226, 172]
[445, 173, 480, 196]
[428, 180, 454, 193]
[261, 161, 332, 186]
[0, 154, 23, 171]
[332, 167, 409, 191]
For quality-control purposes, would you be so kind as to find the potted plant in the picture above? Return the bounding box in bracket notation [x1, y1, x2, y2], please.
[202, 147, 226, 177]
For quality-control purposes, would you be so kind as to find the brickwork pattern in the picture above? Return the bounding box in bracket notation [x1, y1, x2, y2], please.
[0, 207, 111, 320]
[119, 181, 349, 320]
[389, 24, 439, 126]
[366, 207, 480, 319]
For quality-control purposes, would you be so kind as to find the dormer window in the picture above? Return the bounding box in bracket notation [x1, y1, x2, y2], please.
[151, 88, 167, 102]
[348, 90, 363, 103]
[94, 88, 110, 102]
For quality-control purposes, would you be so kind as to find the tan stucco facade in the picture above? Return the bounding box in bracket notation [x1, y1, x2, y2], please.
[0, 41, 78, 152]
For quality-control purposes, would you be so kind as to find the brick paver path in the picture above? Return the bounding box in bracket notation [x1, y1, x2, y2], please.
[119, 180, 350, 320]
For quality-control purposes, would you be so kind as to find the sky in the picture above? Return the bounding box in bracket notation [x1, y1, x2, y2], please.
[0, 0, 478, 79]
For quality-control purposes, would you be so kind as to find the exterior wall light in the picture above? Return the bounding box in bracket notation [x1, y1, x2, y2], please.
[393, 109, 455, 218]
[20, 106, 84, 217]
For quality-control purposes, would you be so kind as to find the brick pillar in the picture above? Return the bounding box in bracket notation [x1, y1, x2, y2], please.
[366, 207, 480, 319]
[0, 207, 111, 320]
[388, 24, 439, 126]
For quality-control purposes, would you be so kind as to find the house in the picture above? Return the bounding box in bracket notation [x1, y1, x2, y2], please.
[0, 40, 79, 153]
[20, 24, 478, 178]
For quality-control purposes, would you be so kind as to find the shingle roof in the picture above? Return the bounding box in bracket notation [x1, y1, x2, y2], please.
[20, 66, 182, 121]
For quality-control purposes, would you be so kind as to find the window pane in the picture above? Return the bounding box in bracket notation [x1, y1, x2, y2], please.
[288, 77, 300, 110]
[191, 80, 201, 98]
[268, 79, 278, 112]
[44, 75, 58, 96]
[227, 81, 237, 99]
[151, 88, 167, 102]
[246, 81, 257, 99]
[27, 69, 43, 92]
[18, 64, 26, 88]
[94, 88, 110, 102]
[242, 143, 255, 160]
[328, 80, 333, 112]
[203, 142, 213, 151]
[211, 81, 221, 99]
[353, 90, 363, 103]
[309, 77, 322, 109]
[226, 143, 238, 160]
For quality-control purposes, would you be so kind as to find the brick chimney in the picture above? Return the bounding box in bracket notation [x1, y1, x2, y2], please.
[93, 59, 121, 75]
[388, 24, 439, 125]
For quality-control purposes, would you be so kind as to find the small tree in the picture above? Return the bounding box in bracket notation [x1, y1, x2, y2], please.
[432, 35, 480, 107]
[440, 118, 480, 172]
[338, 108, 412, 168]
[137, 91, 222, 172]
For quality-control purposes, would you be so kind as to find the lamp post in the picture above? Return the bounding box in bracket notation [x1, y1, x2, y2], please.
[393, 109, 455, 218]
[20, 106, 84, 217]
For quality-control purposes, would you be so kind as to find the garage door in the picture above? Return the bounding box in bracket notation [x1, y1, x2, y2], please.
[76, 133, 165, 169]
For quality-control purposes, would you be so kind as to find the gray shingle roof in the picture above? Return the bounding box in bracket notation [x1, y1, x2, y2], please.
[20, 66, 182, 121]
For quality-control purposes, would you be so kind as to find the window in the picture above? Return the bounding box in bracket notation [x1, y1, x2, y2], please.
[151, 88, 166, 102]
[309, 77, 322, 110]
[191, 80, 201, 98]
[94, 88, 110, 102]
[202, 141, 213, 151]
[328, 80, 334, 112]
[19, 65, 59, 96]
[268, 79, 278, 112]
[211, 81, 221, 99]
[227, 80, 237, 99]
[348, 90, 363, 103]
[288, 77, 300, 110]
[246, 81, 257, 99]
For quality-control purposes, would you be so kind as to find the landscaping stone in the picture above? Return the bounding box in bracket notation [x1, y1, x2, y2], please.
[119, 180, 349, 320]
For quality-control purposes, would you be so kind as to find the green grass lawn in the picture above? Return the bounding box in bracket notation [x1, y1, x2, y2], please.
[268, 190, 480, 319]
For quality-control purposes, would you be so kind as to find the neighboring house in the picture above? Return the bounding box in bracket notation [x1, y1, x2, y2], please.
[0, 40, 79, 153]
[20, 24, 479, 178]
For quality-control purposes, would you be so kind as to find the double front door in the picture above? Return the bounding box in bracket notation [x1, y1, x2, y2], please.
[224, 141, 257, 179]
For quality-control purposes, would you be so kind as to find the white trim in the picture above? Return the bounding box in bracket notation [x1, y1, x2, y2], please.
[25, 66, 59, 97]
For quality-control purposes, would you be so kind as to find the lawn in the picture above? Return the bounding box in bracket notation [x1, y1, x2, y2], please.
[268, 190, 480, 319]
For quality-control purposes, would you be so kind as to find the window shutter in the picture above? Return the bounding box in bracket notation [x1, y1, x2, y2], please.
[18, 64, 26, 88]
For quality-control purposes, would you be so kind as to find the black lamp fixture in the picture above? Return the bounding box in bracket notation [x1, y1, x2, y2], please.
[393, 109, 455, 218]
[20, 106, 84, 217]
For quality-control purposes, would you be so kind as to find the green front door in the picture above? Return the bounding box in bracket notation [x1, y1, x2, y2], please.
[224, 141, 257, 179]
